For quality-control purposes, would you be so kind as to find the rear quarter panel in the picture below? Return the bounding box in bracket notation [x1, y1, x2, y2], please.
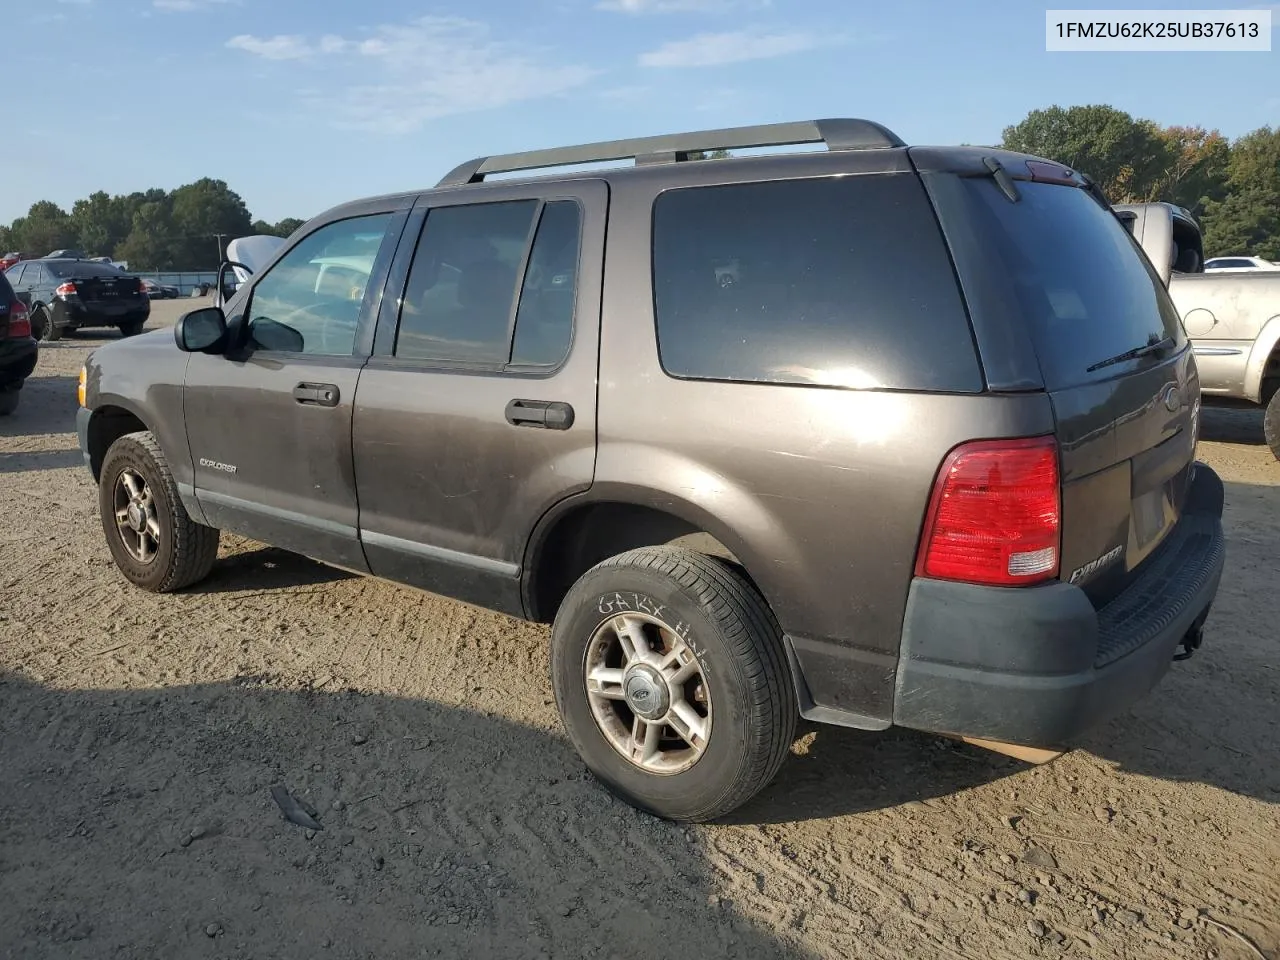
[596, 165, 1056, 722]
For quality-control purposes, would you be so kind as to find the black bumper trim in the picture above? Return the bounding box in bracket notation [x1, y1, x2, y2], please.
[890, 461, 1225, 748]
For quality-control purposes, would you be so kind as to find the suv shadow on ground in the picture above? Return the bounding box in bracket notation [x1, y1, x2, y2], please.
[0, 670, 821, 960]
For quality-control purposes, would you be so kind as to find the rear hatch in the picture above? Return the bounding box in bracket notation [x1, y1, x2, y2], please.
[924, 160, 1197, 607]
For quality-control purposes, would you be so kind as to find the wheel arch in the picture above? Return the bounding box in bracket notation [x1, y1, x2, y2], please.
[1244, 314, 1280, 403]
[86, 403, 151, 481]
[521, 494, 777, 627]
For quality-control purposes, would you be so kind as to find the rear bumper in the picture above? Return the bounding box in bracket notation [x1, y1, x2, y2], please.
[891, 462, 1225, 747]
[0, 338, 38, 388]
[52, 299, 150, 330]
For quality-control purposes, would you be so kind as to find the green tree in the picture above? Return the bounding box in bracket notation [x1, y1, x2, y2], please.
[169, 178, 253, 268]
[686, 149, 731, 161]
[1001, 104, 1171, 201]
[0, 224, 13, 254]
[1145, 126, 1230, 215]
[13, 201, 77, 255]
[1201, 126, 1280, 259]
[117, 202, 181, 270]
[70, 191, 132, 259]
[273, 217, 305, 237]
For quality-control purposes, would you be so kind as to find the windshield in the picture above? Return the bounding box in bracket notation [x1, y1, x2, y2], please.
[939, 179, 1186, 390]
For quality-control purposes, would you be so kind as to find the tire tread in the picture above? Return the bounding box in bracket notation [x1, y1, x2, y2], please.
[572, 545, 796, 821]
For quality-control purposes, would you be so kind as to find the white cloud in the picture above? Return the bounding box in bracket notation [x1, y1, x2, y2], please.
[155, 0, 236, 10]
[597, 0, 753, 12]
[639, 28, 833, 67]
[225, 16, 598, 134]
[227, 33, 313, 60]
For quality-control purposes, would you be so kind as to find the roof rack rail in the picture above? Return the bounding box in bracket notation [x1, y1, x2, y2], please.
[436, 118, 905, 188]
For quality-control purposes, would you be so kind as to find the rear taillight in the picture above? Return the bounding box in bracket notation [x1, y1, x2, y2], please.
[6, 300, 30, 338]
[915, 436, 1061, 587]
[55, 282, 77, 297]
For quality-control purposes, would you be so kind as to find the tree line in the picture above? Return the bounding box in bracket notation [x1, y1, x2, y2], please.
[0, 178, 303, 270]
[2, 105, 1276, 268]
[1001, 105, 1277, 259]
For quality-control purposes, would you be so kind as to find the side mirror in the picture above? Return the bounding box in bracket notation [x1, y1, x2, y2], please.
[175, 306, 228, 353]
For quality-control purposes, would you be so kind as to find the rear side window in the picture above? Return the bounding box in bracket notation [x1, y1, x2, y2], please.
[651, 174, 982, 392]
[940, 179, 1186, 390]
[5, 265, 24, 287]
[395, 199, 582, 368]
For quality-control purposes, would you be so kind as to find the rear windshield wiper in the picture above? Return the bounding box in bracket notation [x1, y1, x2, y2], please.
[1086, 335, 1175, 373]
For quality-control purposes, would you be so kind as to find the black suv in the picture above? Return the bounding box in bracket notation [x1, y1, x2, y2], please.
[0, 270, 37, 415]
[6, 258, 149, 342]
[77, 119, 1225, 821]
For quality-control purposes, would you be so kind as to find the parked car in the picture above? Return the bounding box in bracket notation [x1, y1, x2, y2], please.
[1203, 256, 1279, 272]
[0, 269, 37, 416]
[1116, 202, 1280, 460]
[76, 119, 1225, 821]
[5, 258, 150, 341]
[45, 248, 90, 261]
[2, 252, 28, 271]
[141, 278, 181, 300]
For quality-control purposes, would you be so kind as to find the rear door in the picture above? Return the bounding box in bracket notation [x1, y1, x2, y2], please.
[933, 174, 1196, 606]
[352, 179, 606, 616]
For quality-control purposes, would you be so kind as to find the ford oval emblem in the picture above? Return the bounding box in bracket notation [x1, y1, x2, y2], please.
[1162, 384, 1181, 413]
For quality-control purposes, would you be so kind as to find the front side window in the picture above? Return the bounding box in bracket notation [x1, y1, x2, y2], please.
[246, 214, 392, 356]
[5, 265, 25, 287]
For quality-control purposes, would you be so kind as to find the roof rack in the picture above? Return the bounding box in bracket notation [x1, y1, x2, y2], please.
[436, 118, 905, 188]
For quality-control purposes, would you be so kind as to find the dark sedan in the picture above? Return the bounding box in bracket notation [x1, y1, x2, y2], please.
[0, 270, 37, 416]
[4, 258, 149, 341]
[141, 278, 181, 300]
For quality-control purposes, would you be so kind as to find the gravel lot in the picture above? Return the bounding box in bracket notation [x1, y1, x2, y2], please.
[2, 299, 1277, 960]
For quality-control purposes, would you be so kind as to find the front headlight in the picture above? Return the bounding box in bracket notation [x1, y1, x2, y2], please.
[78, 366, 87, 408]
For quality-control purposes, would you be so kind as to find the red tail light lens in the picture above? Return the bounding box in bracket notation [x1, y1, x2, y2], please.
[6, 300, 30, 338]
[916, 436, 1061, 587]
[55, 282, 77, 297]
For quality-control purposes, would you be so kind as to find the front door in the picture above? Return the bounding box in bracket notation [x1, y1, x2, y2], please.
[183, 209, 404, 572]
[353, 180, 607, 615]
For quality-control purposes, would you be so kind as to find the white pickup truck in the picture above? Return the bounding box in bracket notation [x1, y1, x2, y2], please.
[1116, 202, 1280, 460]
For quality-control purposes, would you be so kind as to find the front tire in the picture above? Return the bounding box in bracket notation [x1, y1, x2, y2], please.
[98, 431, 220, 592]
[1264, 379, 1280, 462]
[551, 546, 797, 822]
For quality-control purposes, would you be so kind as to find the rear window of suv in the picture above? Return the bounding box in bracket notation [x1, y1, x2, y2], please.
[651, 174, 983, 393]
[932, 178, 1186, 391]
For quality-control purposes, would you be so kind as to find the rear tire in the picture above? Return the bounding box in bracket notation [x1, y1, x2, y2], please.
[1264, 380, 1280, 462]
[99, 431, 220, 592]
[34, 306, 60, 342]
[119, 319, 145, 337]
[551, 546, 797, 822]
[0, 388, 19, 417]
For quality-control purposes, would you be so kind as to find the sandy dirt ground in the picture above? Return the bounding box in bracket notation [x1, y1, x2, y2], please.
[1, 300, 1277, 960]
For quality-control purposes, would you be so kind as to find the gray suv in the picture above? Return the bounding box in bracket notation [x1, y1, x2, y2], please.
[76, 119, 1226, 821]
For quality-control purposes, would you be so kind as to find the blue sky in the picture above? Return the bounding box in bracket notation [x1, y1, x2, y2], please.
[5, 0, 1277, 226]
